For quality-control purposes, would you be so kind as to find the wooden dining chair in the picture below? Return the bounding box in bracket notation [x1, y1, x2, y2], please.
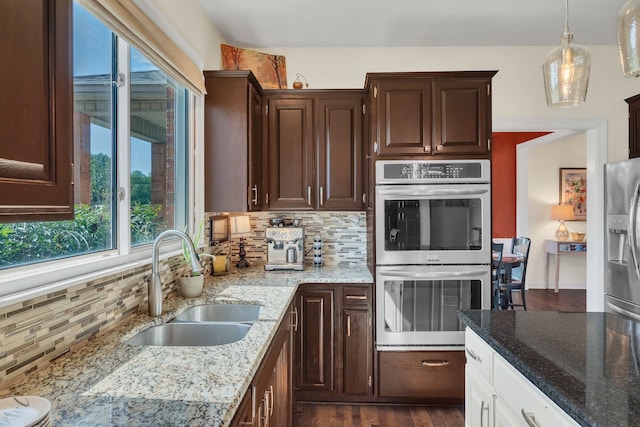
[506, 237, 531, 310]
[492, 242, 505, 310]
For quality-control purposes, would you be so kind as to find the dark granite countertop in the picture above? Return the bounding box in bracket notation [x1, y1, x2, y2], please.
[459, 310, 640, 427]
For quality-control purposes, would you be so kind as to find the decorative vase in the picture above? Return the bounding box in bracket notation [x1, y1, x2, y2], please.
[177, 275, 204, 298]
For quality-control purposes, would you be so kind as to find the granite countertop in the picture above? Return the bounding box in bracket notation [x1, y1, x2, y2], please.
[0, 264, 372, 426]
[459, 310, 640, 427]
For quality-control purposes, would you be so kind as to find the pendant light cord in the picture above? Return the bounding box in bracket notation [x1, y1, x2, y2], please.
[564, 0, 570, 34]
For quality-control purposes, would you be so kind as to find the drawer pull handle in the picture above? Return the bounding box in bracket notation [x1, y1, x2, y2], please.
[421, 360, 449, 367]
[346, 295, 367, 300]
[521, 409, 540, 427]
[291, 306, 299, 331]
[466, 348, 482, 363]
[480, 400, 488, 427]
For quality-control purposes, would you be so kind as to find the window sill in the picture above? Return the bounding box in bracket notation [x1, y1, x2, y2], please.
[0, 243, 183, 309]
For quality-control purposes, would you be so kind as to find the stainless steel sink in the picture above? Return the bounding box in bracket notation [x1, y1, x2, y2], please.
[125, 322, 251, 346]
[171, 304, 264, 323]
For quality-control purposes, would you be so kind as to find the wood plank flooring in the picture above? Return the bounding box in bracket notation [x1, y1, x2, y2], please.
[292, 403, 464, 427]
[517, 289, 586, 312]
[292, 289, 586, 427]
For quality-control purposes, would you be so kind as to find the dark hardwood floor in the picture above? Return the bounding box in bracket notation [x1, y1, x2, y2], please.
[292, 403, 464, 427]
[292, 289, 586, 427]
[518, 289, 586, 312]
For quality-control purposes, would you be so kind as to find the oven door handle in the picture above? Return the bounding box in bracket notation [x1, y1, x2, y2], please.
[376, 188, 488, 197]
[379, 270, 488, 279]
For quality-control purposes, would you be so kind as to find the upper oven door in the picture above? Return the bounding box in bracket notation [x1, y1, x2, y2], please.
[376, 184, 491, 265]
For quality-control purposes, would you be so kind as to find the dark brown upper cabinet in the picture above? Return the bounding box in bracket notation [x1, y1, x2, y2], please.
[204, 71, 263, 212]
[626, 93, 640, 159]
[366, 71, 497, 159]
[0, 0, 74, 222]
[264, 91, 364, 211]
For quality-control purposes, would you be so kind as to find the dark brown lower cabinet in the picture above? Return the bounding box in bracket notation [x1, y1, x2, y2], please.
[230, 303, 293, 427]
[293, 283, 374, 402]
[378, 350, 465, 405]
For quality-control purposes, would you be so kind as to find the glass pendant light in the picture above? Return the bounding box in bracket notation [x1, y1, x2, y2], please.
[618, 0, 640, 78]
[542, 0, 591, 108]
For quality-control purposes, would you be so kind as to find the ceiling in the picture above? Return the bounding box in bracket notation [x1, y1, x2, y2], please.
[198, 0, 624, 48]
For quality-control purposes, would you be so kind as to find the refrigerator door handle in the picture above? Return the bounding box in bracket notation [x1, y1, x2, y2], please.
[629, 179, 640, 280]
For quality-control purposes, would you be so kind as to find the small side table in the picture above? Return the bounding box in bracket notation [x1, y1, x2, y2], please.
[544, 239, 587, 293]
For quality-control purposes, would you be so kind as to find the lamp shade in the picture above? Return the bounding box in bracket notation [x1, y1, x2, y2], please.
[551, 204, 576, 221]
[618, 0, 640, 78]
[230, 215, 251, 237]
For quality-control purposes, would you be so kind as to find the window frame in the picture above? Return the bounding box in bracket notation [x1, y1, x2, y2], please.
[0, 11, 205, 308]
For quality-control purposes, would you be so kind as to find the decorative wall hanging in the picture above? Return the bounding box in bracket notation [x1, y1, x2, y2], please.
[559, 167, 587, 220]
[221, 44, 287, 89]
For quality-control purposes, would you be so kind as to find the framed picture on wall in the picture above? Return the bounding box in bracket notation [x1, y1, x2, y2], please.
[559, 168, 587, 220]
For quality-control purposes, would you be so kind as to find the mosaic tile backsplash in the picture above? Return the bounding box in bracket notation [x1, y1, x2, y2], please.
[0, 211, 366, 385]
[218, 211, 367, 267]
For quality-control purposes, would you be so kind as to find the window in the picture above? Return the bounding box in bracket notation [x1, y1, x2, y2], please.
[0, 3, 191, 272]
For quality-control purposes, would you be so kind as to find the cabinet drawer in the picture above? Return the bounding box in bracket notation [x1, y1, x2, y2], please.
[465, 329, 493, 383]
[342, 285, 371, 307]
[494, 353, 579, 427]
[379, 351, 464, 399]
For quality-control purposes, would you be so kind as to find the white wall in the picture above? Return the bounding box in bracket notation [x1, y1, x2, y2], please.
[525, 133, 588, 289]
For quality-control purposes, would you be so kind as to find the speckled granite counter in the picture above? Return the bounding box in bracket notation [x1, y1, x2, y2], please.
[459, 310, 640, 427]
[0, 264, 372, 426]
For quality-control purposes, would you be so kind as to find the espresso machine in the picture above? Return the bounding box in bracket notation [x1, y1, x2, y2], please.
[264, 219, 305, 271]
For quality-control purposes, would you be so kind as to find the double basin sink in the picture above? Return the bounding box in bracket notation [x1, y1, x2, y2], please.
[126, 304, 264, 347]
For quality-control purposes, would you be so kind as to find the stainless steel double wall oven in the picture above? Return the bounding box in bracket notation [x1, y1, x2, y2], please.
[375, 160, 491, 350]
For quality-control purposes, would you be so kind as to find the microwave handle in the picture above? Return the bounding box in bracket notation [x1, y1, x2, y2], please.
[379, 270, 488, 279]
[376, 188, 488, 197]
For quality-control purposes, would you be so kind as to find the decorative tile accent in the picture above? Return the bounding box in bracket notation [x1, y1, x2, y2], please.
[212, 211, 367, 267]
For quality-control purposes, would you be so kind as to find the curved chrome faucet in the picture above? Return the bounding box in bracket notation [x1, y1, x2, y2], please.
[149, 229, 204, 317]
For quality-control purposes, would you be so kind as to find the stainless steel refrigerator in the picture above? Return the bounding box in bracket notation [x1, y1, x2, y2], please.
[606, 157, 640, 320]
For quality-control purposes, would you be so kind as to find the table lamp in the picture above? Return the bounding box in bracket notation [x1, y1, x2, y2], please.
[230, 215, 251, 268]
[550, 204, 575, 241]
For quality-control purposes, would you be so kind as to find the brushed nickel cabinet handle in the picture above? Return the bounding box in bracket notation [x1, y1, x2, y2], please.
[307, 186, 312, 205]
[346, 295, 367, 300]
[252, 185, 258, 205]
[347, 315, 351, 337]
[290, 306, 299, 331]
[320, 186, 324, 206]
[465, 348, 482, 363]
[521, 409, 540, 427]
[269, 385, 274, 416]
[480, 400, 487, 427]
[421, 360, 449, 367]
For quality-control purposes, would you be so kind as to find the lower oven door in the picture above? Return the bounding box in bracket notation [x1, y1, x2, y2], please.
[376, 265, 490, 350]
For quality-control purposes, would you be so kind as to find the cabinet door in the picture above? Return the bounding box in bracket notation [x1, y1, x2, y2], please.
[432, 78, 490, 155]
[373, 79, 432, 156]
[294, 288, 335, 394]
[495, 397, 526, 427]
[248, 83, 263, 210]
[626, 94, 640, 159]
[271, 332, 291, 427]
[316, 95, 363, 210]
[0, 0, 73, 222]
[342, 307, 373, 396]
[266, 98, 314, 210]
[204, 71, 262, 212]
[465, 366, 493, 427]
